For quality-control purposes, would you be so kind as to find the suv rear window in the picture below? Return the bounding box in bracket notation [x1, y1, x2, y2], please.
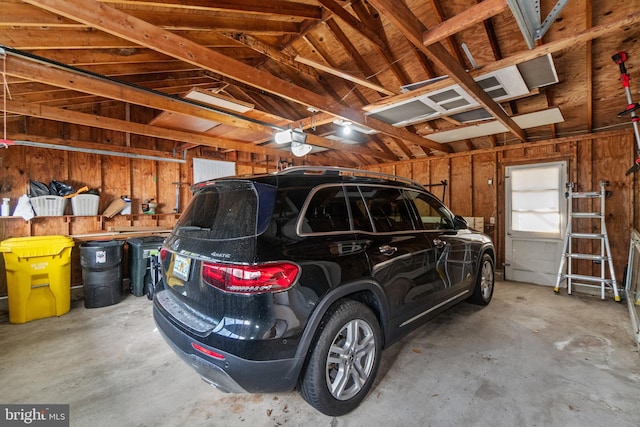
[176, 180, 275, 239]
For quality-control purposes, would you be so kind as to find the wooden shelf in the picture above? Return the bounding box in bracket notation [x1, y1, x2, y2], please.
[0, 213, 180, 239]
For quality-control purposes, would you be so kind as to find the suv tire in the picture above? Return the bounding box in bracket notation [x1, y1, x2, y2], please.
[299, 299, 382, 416]
[468, 253, 494, 305]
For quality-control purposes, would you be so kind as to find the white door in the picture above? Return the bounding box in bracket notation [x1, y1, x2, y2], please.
[505, 161, 567, 286]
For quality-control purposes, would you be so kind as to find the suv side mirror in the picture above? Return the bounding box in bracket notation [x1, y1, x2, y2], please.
[453, 215, 468, 230]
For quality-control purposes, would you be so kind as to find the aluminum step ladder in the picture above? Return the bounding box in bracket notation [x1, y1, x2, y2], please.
[554, 180, 620, 301]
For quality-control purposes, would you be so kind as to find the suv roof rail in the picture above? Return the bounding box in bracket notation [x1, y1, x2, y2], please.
[276, 166, 425, 189]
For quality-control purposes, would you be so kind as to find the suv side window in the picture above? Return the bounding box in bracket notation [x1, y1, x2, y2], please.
[304, 186, 351, 233]
[406, 190, 454, 230]
[361, 186, 416, 232]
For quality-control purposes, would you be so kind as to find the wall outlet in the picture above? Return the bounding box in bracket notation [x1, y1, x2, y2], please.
[490, 216, 495, 225]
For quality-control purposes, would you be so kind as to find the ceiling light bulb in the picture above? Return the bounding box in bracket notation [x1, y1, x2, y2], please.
[342, 121, 352, 136]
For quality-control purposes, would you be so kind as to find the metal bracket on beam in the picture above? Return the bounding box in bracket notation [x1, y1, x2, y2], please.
[507, 0, 569, 49]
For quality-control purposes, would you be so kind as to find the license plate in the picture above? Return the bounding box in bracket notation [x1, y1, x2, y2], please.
[172, 254, 191, 281]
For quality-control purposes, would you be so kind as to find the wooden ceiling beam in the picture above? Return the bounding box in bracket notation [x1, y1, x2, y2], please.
[224, 33, 319, 78]
[367, 10, 640, 111]
[366, 0, 526, 142]
[4, 100, 288, 156]
[24, 0, 450, 154]
[13, 79, 215, 104]
[6, 53, 397, 161]
[114, 10, 303, 35]
[3, 54, 276, 133]
[0, 28, 241, 50]
[294, 56, 395, 96]
[427, 0, 467, 67]
[0, 2, 306, 34]
[23, 48, 259, 66]
[422, 0, 509, 47]
[100, 0, 323, 20]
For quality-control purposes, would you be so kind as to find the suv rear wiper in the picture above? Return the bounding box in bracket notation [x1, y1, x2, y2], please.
[177, 225, 211, 232]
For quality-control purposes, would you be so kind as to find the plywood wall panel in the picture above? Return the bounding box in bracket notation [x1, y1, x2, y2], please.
[0, 144, 27, 201]
[378, 165, 394, 176]
[472, 152, 497, 235]
[237, 165, 253, 175]
[450, 156, 472, 216]
[156, 161, 178, 214]
[26, 147, 68, 187]
[132, 215, 158, 228]
[68, 152, 101, 192]
[69, 217, 103, 235]
[31, 217, 68, 235]
[430, 158, 451, 205]
[593, 135, 634, 277]
[395, 163, 412, 181]
[412, 161, 429, 186]
[101, 156, 131, 210]
[131, 159, 157, 214]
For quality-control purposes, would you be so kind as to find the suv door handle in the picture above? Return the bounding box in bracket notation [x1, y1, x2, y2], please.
[433, 239, 445, 249]
[378, 245, 397, 256]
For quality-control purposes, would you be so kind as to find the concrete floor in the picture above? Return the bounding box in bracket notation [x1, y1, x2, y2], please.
[1, 280, 639, 427]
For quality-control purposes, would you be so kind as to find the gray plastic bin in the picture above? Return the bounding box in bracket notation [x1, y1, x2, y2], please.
[80, 240, 124, 308]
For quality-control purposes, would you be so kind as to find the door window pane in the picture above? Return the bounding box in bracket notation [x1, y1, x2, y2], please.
[510, 166, 561, 234]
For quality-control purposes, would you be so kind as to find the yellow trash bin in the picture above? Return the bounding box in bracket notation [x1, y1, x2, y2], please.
[0, 235, 75, 324]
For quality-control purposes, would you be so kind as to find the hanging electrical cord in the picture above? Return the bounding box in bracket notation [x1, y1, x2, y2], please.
[1, 46, 11, 147]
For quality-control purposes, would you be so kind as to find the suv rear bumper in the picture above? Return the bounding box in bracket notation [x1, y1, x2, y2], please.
[153, 301, 304, 393]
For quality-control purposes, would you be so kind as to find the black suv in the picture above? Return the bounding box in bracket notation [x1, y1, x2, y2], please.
[153, 166, 495, 416]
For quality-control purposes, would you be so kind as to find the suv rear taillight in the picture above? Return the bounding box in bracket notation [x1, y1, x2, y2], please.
[202, 262, 299, 294]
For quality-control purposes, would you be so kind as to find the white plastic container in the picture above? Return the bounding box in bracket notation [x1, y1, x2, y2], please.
[71, 194, 100, 216]
[1, 198, 9, 216]
[30, 196, 67, 216]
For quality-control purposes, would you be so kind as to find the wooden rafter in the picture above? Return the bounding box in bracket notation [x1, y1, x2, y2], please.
[5, 100, 287, 156]
[422, 0, 509, 47]
[366, 10, 640, 111]
[366, 0, 527, 142]
[294, 55, 395, 96]
[100, 0, 323, 20]
[4, 52, 396, 160]
[225, 33, 319, 78]
[23, 0, 451, 154]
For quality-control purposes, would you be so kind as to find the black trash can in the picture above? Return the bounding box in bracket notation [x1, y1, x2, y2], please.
[127, 236, 165, 297]
[80, 240, 124, 308]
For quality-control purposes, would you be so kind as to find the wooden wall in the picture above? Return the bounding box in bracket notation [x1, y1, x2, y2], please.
[0, 122, 636, 300]
[367, 129, 637, 285]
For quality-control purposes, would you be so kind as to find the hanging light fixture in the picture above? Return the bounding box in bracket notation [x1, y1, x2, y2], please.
[274, 129, 307, 145]
[274, 129, 293, 144]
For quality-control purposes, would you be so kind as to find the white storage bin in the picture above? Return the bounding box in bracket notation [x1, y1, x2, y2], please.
[31, 195, 67, 216]
[71, 194, 100, 216]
